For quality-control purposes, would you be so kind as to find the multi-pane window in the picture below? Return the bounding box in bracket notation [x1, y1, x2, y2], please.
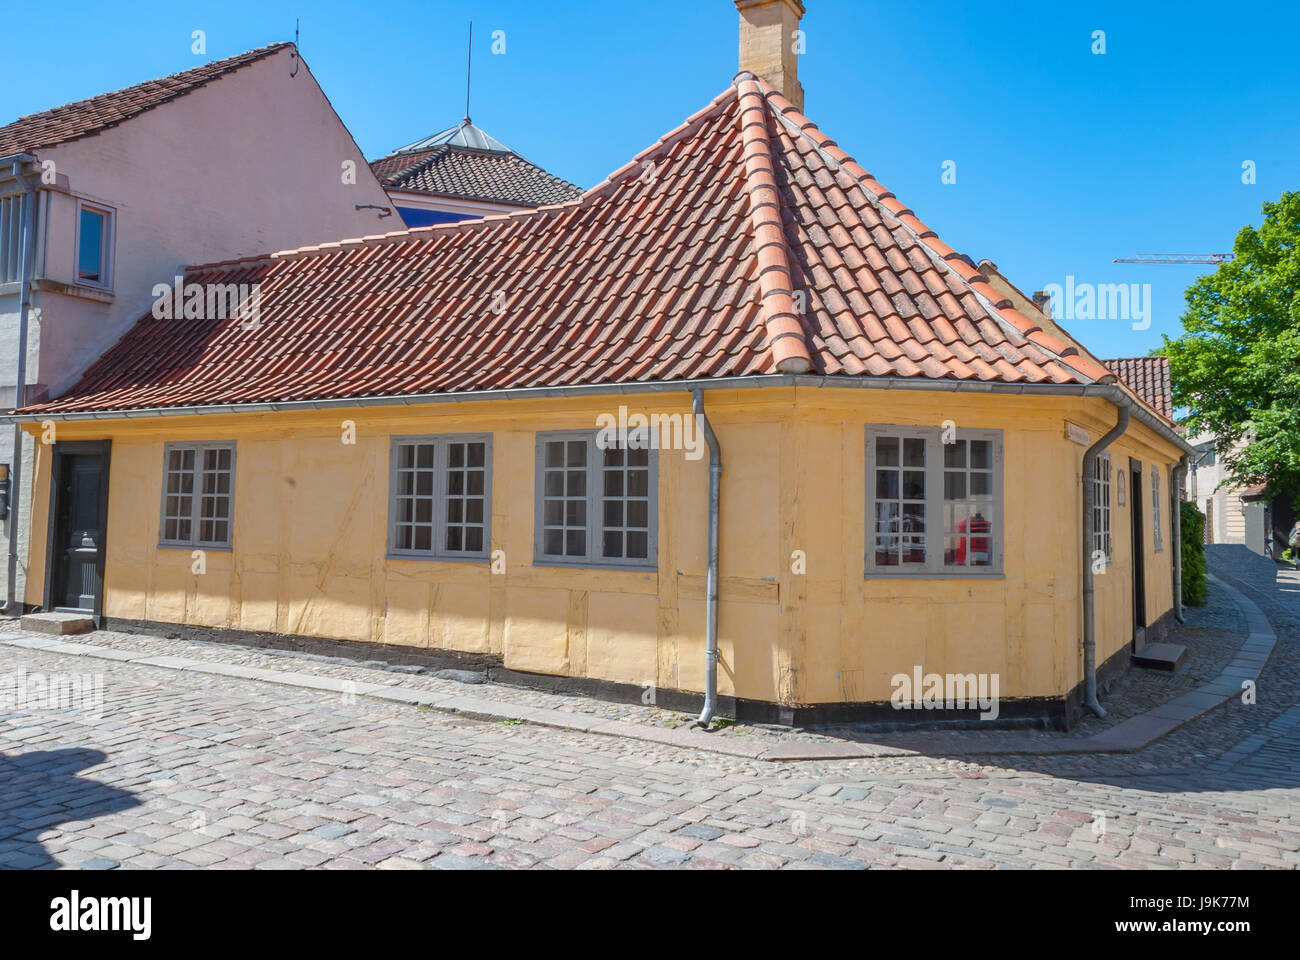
[76, 202, 111, 287]
[1152, 468, 1163, 553]
[866, 426, 1003, 575]
[0, 191, 36, 285]
[161, 443, 235, 547]
[1092, 452, 1112, 561]
[389, 435, 490, 559]
[942, 436, 996, 568]
[536, 432, 655, 567]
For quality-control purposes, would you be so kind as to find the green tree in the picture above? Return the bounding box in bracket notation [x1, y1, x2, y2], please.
[1162, 191, 1300, 503]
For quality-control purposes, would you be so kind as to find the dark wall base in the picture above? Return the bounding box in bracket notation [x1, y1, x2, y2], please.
[107, 617, 1122, 731]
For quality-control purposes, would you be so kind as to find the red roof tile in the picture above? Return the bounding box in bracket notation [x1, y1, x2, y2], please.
[1104, 356, 1174, 420]
[22, 74, 1115, 416]
[0, 44, 291, 157]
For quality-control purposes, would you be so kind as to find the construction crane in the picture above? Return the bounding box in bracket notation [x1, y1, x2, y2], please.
[1112, 254, 1234, 264]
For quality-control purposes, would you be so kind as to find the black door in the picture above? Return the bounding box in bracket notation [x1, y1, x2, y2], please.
[46, 443, 111, 619]
[1130, 459, 1146, 649]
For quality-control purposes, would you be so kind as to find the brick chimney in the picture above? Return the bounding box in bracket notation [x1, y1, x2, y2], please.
[1032, 289, 1052, 316]
[736, 0, 805, 112]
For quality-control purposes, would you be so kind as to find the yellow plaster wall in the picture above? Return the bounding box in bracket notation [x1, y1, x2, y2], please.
[23, 386, 1184, 708]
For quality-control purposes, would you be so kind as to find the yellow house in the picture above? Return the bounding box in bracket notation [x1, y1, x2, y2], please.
[6, 1, 1194, 729]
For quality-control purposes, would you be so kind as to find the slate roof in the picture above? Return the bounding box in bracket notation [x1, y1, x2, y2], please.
[21, 74, 1117, 416]
[0, 44, 291, 157]
[371, 143, 582, 207]
[1103, 356, 1173, 420]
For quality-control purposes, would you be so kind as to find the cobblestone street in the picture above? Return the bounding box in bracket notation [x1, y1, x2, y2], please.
[2, 546, 1298, 870]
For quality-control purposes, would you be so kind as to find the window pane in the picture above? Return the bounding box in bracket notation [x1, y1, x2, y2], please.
[876, 436, 899, 466]
[970, 440, 992, 469]
[943, 472, 966, 500]
[627, 531, 648, 559]
[565, 529, 585, 556]
[902, 471, 925, 499]
[903, 438, 925, 467]
[603, 530, 623, 558]
[465, 527, 483, 553]
[876, 470, 899, 500]
[78, 208, 104, 282]
[944, 440, 966, 468]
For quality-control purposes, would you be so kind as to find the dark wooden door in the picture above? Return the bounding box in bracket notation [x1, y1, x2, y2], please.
[52, 453, 105, 611]
[1130, 462, 1146, 648]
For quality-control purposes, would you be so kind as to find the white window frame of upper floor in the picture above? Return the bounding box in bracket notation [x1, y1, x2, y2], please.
[74, 198, 114, 290]
[864, 424, 1005, 578]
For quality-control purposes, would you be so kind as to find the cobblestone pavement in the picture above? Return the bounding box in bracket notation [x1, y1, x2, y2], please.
[1, 545, 1297, 870]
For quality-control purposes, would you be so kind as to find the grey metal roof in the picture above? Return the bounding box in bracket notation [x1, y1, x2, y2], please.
[392, 118, 513, 155]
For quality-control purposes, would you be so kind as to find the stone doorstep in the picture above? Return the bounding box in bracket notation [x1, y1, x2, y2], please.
[19, 612, 94, 635]
[1132, 642, 1188, 672]
[0, 571, 1279, 762]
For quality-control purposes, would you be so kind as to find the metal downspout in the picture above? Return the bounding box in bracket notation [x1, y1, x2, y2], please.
[5, 156, 38, 614]
[1081, 406, 1130, 718]
[692, 389, 722, 728]
[1171, 456, 1189, 624]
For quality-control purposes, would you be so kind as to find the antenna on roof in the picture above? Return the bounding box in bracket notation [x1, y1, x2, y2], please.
[464, 21, 473, 124]
[289, 18, 300, 77]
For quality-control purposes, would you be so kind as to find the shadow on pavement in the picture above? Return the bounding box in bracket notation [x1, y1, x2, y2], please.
[0, 748, 141, 869]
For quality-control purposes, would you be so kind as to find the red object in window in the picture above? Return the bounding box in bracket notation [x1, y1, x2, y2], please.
[953, 515, 991, 565]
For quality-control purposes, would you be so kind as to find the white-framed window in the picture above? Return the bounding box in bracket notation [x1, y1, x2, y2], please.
[0, 191, 36, 285]
[160, 443, 235, 547]
[865, 425, 1003, 576]
[388, 435, 491, 560]
[1092, 452, 1112, 561]
[1152, 468, 1163, 553]
[75, 200, 113, 288]
[535, 431, 656, 568]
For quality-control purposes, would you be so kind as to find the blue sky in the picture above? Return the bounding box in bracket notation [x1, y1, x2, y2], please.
[4, 0, 1297, 358]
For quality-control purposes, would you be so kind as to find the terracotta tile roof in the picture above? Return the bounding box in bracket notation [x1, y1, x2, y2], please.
[0, 44, 291, 157]
[1103, 356, 1173, 420]
[21, 74, 1116, 416]
[371, 144, 582, 207]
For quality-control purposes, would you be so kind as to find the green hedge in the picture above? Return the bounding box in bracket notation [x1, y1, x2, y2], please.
[1180, 500, 1209, 606]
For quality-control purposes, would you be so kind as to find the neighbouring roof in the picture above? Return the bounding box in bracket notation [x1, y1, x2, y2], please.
[370, 119, 582, 207]
[22, 73, 1118, 416]
[1104, 356, 1173, 420]
[0, 44, 291, 157]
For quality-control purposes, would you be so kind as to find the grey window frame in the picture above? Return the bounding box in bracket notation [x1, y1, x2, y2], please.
[159, 441, 236, 549]
[387, 433, 493, 563]
[534, 430, 658, 570]
[865, 424, 1004, 578]
[1093, 452, 1113, 562]
[1152, 467, 1163, 553]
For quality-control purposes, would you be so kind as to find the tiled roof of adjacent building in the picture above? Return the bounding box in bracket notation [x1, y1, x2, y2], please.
[21, 74, 1118, 416]
[370, 119, 582, 207]
[1103, 356, 1173, 420]
[0, 44, 291, 157]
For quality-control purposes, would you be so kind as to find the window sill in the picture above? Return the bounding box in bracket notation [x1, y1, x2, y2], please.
[533, 558, 657, 574]
[157, 542, 232, 553]
[30, 277, 114, 303]
[386, 552, 490, 566]
[865, 571, 1005, 581]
